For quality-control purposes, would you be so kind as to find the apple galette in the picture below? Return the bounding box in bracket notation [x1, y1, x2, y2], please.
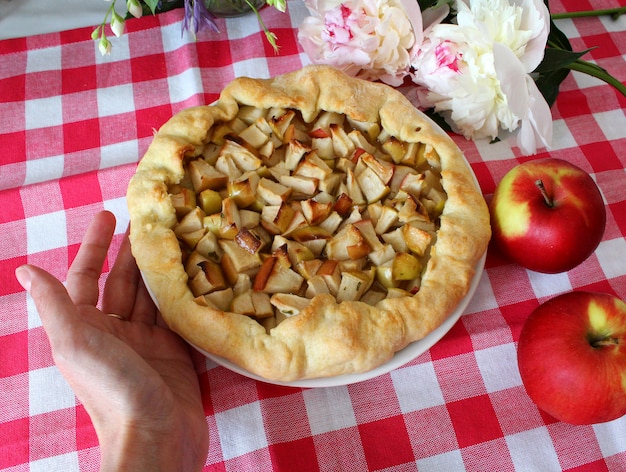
[127, 65, 490, 381]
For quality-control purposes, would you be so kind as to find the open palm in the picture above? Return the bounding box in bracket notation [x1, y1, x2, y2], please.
[16, 211, 208, 471]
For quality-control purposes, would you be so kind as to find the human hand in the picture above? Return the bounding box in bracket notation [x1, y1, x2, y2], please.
[15, 211, 208, 472]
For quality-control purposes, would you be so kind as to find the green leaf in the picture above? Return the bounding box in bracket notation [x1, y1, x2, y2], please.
[134, 0, 182, 17]
[143, 0, 161, 14]
[417, 0, 439, 10]
[534, 67, 570, 107]
[423, 109, 453, 133]
[532, 1, 579, 106]
[534, 47, 591, 73]
[547, 17, 572, 51]
[544, 1, 573, 51]
[417, 0, 455, 11]
[158, 0, 185, 12]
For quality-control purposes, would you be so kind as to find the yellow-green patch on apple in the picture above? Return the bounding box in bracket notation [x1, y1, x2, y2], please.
[491, 170, 531, 239]
[588, 300, 608, 332]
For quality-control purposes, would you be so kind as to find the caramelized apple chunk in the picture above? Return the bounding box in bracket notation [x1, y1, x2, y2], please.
[169, 106, 447, 325]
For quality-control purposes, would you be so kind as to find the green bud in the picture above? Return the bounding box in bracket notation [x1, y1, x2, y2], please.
[110, 11, 126, 38]
[265, 31, 280, 54]
[127, 0, 143, 18]
[267, 0, 286, 12]
[98, 36, 112, 56]
[91, 26, 101, 40]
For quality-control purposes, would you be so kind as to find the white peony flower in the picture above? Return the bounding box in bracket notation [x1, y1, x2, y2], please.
[411, 0, 552, 154]
[494, 42, 552, 154]
[298, 0, 423, 86]
[412, 23, 518, 140]
[456, 0, 549, 71]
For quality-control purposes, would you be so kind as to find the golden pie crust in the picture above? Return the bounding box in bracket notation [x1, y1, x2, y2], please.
[127, 65, 490, 381]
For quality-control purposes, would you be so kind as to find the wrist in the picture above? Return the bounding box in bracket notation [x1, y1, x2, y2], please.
[98, 420, 204, 472]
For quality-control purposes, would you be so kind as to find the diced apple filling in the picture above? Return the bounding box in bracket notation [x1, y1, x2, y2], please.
[169, 106, 447, 328]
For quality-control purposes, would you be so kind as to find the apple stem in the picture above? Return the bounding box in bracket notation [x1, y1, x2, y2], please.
[535, 179, 554, 208]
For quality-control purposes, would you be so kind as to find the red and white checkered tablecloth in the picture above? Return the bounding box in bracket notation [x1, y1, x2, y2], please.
[1, 0, 625, 470]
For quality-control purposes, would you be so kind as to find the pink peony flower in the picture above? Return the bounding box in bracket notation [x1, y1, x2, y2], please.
[298, 0, 423, 86]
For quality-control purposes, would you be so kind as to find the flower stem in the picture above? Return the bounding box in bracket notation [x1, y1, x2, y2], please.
[244, 0, 280, 53]
[567, 60, 626, 97]
[551, 7, 626, 20]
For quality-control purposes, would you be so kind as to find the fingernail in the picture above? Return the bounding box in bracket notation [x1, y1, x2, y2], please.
[15, 265, 32, 292]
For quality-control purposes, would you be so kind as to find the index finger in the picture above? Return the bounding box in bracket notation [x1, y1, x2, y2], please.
[102, 230, 157, 324]
[66, 211, 116, 307]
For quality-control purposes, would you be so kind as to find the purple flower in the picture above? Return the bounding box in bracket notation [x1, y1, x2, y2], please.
[183, 0, 219, 38]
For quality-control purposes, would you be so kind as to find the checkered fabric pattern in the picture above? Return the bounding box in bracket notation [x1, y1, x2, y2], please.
[1, 0, 625, 470]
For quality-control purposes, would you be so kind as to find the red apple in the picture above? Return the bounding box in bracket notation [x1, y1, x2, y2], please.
[517, 291, 626, 425]
[490, 158, 606, 273]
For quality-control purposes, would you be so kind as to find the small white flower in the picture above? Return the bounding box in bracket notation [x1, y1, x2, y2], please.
[110, 11, 126, 38]
[98, 36, 112, 56]
[127, 0, 143, 18]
